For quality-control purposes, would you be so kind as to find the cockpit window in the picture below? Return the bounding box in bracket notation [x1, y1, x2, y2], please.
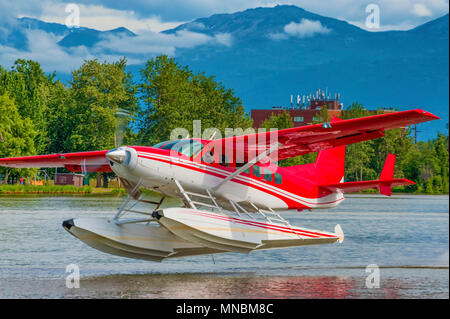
[152, 141, 170, 148]
[154, 139, 204, 158]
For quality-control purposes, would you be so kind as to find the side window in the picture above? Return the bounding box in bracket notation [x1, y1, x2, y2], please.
[274, 173, 282, 184]
[244, 166, 251, 174]
[253, 165, 261, 178]
[202, 151, 214, 164]
[236, 162, 246, 168]
[220, 154, 230, 167]
[263, 169, 272, 182]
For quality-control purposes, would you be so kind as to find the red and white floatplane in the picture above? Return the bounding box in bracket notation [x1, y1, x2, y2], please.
[0, 110, 439, 261]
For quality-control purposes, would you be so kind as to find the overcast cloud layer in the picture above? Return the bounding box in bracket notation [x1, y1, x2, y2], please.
[0, 0, 447, 32]
[20, 0, 450, 31]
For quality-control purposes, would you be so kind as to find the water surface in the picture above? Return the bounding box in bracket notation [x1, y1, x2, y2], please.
[0, 194, 448, 298]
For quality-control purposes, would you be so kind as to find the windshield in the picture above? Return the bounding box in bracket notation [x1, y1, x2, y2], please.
[153, 139, 204, 157]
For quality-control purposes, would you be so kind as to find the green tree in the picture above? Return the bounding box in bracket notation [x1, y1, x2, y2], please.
[342, 101, 370, 120]
[345, 140, 376, 181]
[66, 58, 137, 151]
[370, 127, 413, 179]
[45, 80, 73, 153]
[342, 102, 377, 181]
[137, 55, 252, 145]
[0, 94, 37, 182]
[0, 60, 52, 153]
[260, 111, 294, 131]
[312, 104, 330, 124]
[433, 133, 449, 193]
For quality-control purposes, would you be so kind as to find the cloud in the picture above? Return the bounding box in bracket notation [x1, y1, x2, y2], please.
[184, 22, 206, 31]
[347, 20, 416, 32]
[44, 0, 448, 31]
[0, 29, 139, 73]
[3, 0, 449, 35]
[413, 4, 433, 17]
[284, 19, 331, 37]
[214, 33, 233, 46]
[0, 30, 83, 73]
[36, 1, 184, 33]
[95, 29, 233, 57]
[268, 19, 331, 40]
[97, 30, 209, 56]
[0, 0, 43, 24]
[267, 32, 288, 41]
[51, 0, 271, 21]
[340, 0, 448, 30]
[1, 0, 448, 73]
[0, 23, 233, 74]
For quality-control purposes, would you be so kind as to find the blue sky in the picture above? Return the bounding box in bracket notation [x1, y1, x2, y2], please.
[2, 0, 449, 32]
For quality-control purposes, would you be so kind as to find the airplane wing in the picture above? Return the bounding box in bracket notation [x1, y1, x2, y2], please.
[203, 109, 439, 163]
[0, 150, 112, 172]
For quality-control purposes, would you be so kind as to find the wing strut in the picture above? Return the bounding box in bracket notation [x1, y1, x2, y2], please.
[174, 179, 225, 212]
[210, 143, 280, 191]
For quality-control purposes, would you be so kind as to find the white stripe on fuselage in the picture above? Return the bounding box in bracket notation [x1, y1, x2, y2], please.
[136, 151, 344, 208]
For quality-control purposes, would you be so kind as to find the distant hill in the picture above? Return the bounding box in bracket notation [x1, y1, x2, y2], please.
[58, 26, 135, 48]
[166, 5, 366, 40]
[0, 17, 135, 49]
[0, 6, 447, 139]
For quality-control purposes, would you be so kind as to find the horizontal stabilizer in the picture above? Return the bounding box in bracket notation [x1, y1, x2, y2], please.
[320, 153, 415, 196]
[320, 178, 415, 195]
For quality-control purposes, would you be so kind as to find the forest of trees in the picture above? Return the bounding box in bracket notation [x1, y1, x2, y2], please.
[0, 56, 448, 194]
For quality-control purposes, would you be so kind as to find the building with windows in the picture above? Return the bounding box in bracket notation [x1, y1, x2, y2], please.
[251, 108, 345, 128]
[251, 89, 395, 128]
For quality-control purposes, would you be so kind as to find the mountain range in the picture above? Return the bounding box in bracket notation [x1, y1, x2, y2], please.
[1, 5, 448, 139]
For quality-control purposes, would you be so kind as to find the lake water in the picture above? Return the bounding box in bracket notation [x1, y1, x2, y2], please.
[0, 194, 448, 298]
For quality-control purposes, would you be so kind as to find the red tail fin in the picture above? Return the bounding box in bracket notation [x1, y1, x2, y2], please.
[315, 116, 345, 184]
[380, 154, 395, 180]
[315, 145, 346, 185]
[287, 116, 345, 184]
[379, 154, 396, 196]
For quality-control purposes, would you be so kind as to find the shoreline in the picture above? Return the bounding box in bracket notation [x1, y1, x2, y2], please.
[0, 192, 126, 196]
[0, 185, 127, 196]
[0, 184, 447, 197]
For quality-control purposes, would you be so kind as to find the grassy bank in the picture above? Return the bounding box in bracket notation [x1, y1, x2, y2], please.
[0, 184, 446, 196]
[0, 184, 126, 195]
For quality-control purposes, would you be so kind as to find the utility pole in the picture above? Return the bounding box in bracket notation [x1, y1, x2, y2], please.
[414, 124, 423, 144]
[414, 124, 417, 144]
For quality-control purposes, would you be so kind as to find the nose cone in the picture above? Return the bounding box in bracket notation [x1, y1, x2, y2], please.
[62, 219, 74, 230]
[106, 149, 126, 164]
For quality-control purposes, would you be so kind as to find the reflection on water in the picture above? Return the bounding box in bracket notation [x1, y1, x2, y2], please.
[71, 274, 359, 299]
[1, 270, 448, 299]
[0, 194, 448, 298]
